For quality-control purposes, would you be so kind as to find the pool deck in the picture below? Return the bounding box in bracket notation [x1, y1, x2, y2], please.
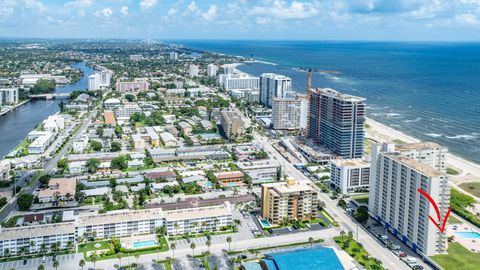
[446, 223, 480, 252]
[332, 247, 358, 270]
[121, 234, 158, 250]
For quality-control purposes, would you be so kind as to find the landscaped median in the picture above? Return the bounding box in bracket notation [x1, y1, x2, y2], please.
[81, 235, 169, 262]
[334, 235, 384, 270]
[226, 238, 325, 255]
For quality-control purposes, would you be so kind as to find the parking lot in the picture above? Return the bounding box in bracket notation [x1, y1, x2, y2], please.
[0, 253, 81, 270]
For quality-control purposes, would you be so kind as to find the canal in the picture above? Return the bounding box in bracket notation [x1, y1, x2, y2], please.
[0, 61, 94, 158]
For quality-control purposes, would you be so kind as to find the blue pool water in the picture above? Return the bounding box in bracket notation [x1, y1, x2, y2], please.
[455, 232, 480, 239]
[265, 247, 344, 270]
[260, 219, 270, 228]
[205, 181, 213, 188]
[133, 240, 156, 248]
[198, 133, 223, 139]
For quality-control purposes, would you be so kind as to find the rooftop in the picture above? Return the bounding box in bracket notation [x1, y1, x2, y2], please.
[163, 202, 232, 222]
[0, 222, 75, 241]
[396, 142, 444, 151]
[384, 153, 444, 177]
[263, 178, 317, 194]
[331, 158, 370, 168]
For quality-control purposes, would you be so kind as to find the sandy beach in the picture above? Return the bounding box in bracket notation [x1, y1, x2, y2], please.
[365, 117, 480, 201]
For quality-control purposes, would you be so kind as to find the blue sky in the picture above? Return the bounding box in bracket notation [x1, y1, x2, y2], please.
[0, 0, 480, 41]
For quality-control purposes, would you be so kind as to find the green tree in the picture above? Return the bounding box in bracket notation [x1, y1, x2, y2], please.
[309, 237, 314, 248]
[53, 260, 59, 270]
[90, 140, 102, 151]
[86, 158, 101, 173]
[190, 242, 196, 257]
[206, 240, 211, 253]
[111, 156, 128, 170]
[17, 194, 34, 210]
[96, 127, 104, 137]
[57, 159, 68, 171]
[124, 94, 135, 102]
[354, 206, 369, 224]
[170, 242, 176, 259]
[110, 141, 121, 152]
[38, 174, 51, 185]
[114, 125, 123, 138]
[31, 78, 56, 94]
[37, 265, 45, 270]
[79, 259, 85, 270]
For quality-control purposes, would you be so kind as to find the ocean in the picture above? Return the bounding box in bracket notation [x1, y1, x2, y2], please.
[176, 40, 480, 164]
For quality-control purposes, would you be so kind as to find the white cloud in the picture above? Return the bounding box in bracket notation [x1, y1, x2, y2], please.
[25, 0, 47, 12]
[95, 8, 113, 17]
[168, 8, 177, 16]
[65, 0, 92, 8]
[202, 5, 217, 21]
[78, 9, 86, 17]
[250, 0, 318, 19]
[456, 13, 479, 25]
[187, 1, 200, 15]
[121, 6, 129, 15]
[140, 0, 158, 10]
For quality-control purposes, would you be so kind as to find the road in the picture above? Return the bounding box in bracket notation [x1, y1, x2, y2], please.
[252, 131, 410, 270]
[0, 106, 98, 223]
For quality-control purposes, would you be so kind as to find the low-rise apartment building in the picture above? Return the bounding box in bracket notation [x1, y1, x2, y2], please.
[214, 171, 244, 187]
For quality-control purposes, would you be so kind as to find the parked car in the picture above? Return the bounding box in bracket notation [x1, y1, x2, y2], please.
[23, 259, 27, 265]
[42, 256, 46, 263]
[412, 265, 424, 270]
[390, 244, 401, 250]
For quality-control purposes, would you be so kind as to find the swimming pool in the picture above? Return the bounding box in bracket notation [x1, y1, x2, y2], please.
[264, 247, 344, 270]
[455, 232, 480, 239]
[205, 181, 213, 188]
[133, 240, 157, 248]
[260, 218, 270, 228]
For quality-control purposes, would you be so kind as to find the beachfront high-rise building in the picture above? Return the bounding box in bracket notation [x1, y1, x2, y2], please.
[330, 159, 370, 194]
[368, 143, 449, 256]
[0, 88, 19, 105]
[207, 64, 218, 77]
[261, 178, 319, 225]
[220, 111, 245, 139]
[308, 88, 366, 159]
[259, 73, 292, 107]
[188, 64, 199, 78]
[271, 94, 308, 130]
[395, 142, 447, 173]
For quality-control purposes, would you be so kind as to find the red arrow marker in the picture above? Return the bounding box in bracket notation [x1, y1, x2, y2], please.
[417, 188, 452, 233]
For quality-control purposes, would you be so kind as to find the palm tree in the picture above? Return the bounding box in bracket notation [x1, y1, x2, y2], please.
[53, 260, 59, 270]
[202, 221, 208, 232]
[174, 222, 179, 235]
[91, 253, 98, 270]
[308, 237, 314, 248]
[192, 221, 199, 234]
[117, 253, 123, 268]
[29, 241, 36, 254]
[37, 265, 45, 270]
[135, 254, 140, 269]
[3, 248, 10, 258]
[348, 231, 353, 240]
[79, 259, 85, 270]
[19, 246, 26, 257]
[92, 230, 97, 239]
[206, 240, 211, 253]
[190, 242, 196, 257]
[67, 241, 74, 252]
[170, 243, 176, 260]
[226, 236, 232, 252]
[340, 230, 346, 241]
[40, 243, 47, 254]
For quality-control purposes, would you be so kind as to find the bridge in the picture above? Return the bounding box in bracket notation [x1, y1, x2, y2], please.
[28, 93, 70, 100]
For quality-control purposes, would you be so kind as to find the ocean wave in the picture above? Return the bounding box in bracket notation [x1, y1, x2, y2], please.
[425, 133, 443, 138]
[445, 134, 479, 140]
[384, 113, 402, 118]
[403, 117, 422, 123]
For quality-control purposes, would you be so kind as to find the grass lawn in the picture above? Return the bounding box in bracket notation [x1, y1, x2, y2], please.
[79, 196, 106, 206]
[448, 215, 462, 224]
[450, 189, 480, 228]
[430, 242, 480, 270]
[78, 240, 111, 253]
[447, 167, 460, 176]
[320, 210, 339, 227]
[352, 194, 369, 204]
[334, 236, 384, 270]
[459, 182, 480, 198]
[392, 139, 406, 144]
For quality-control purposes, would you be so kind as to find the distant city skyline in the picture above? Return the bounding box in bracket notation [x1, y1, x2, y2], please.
[0, 0, 480, 41]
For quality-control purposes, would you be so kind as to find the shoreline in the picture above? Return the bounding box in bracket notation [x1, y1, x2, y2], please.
[365, 117, 480, 179]
[0, 99, 30, 117]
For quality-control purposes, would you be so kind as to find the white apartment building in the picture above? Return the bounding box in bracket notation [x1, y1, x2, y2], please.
[330, 159, 370, 194]
[368, 143, 449, 256]
[0, 203, 233, 256]
[259, 73, 292, 108]
[169, 52, 178, 60]
[0, 160, 10, 181]
[396, 142, 447, 173]
[88, 70, 112, 91]
[0, 222, 75, 256]
[42, 114, 65, 132]
[73, 135, 89, 153]
[207, 64, 218, 77]
[116, 80, 149, 93]
[188, 64, 199, 78]
[104, 98, 122, 110]
[236, 159, 280, 184]
[28, 132, 55, 154]
[0, 88, 19, 105]
[116, 104, 142, 118]
[271, 95, 308, 130]
[218, 73, 259, 90]
[129, 54, 143, 61]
